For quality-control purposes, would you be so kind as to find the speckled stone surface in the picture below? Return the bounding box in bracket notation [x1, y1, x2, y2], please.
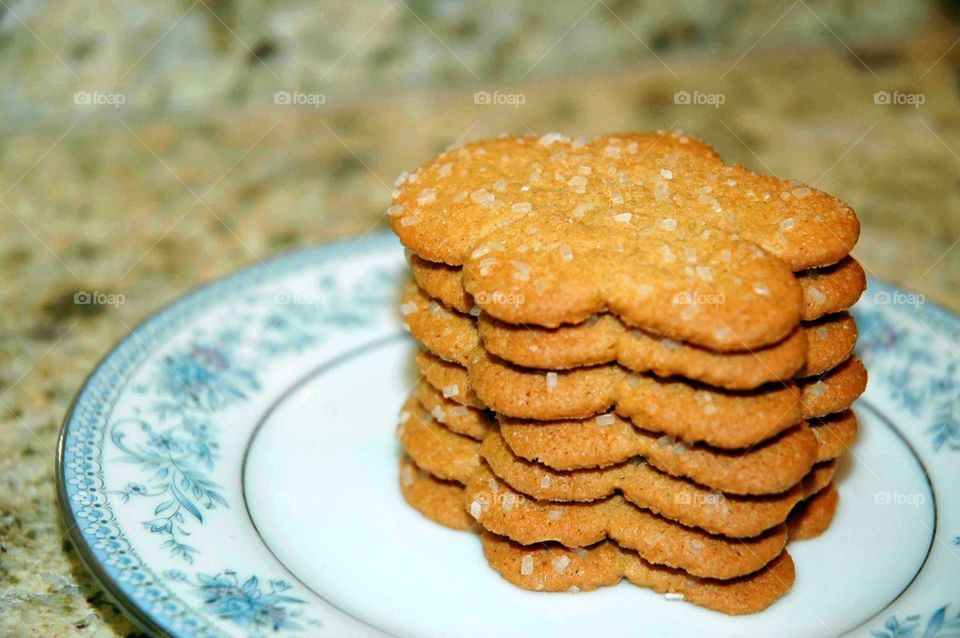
[0, 0, 931, 124]
[2, 28, 959, 637]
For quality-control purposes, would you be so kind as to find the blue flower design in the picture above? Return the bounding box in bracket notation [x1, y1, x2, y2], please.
[854, 302, 960, 453]
[256, 268, 400, 356]
[114, 482, 148, 504]
[107, 266, 402, 567]
[193, 571, 311, 634]
[158, 345, 260, 412]
[872, 604, 960, 638]
[111, 418, 228, 563]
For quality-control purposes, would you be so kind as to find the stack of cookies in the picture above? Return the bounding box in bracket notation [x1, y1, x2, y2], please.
[390, 132, 865, 615]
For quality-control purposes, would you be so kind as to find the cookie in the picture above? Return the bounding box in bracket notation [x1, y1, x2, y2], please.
[799, 256, 866, 321]
[480, 311, 629, 371]
[798, 356, 867, 419]
[576, 324, 807, 391]
[399, 456, 474, 531]
[405, 279, 859, 392]
[410, 250, 865, 327]
[400, 455, 802, 611]
[499, 416, 819, 495]
[800, 459, 838, 495]
[397, 395, 480, 483]
[488, 317, 807, 388]
[403, 384, 848, 496]
[414, 380, 495, 440]
[798, 312, 857, 377]
[480, 532, 796, 615]
[403, 277, 809, 390]
[479, 434, 828, 538]
[414, 350, 484, 408]
[391, 133, 859, 350]
[397, 397, 839, 538]
[809, 410, 858, 462]
[465, 466, 786, 579]
[466, 349, 625, 420]
[409, 252, 473, 314]
[470, 349, 801, 447]
[404, 384, 846, 496]
[787, 484, 839, 541]
[410, 254, 867, 348]
[415, 347, 864, 448]
[401, 279, 479, 366]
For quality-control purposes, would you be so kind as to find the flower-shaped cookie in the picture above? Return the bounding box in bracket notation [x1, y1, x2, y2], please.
[390, 132, 859, 350]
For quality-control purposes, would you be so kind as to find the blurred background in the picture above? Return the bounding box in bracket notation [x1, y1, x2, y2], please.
[0, 1, 958, 635]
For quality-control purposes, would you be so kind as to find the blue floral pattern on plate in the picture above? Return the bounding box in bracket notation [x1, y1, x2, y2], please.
[108, 267, 396, 568]
[59, 236, 403, 637]
[871, 604, 960, 638]
[163, 570, 317, 635]
[853, 295, 960, 453]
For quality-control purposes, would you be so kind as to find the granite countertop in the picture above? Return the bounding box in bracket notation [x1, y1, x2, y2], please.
[1, 29, 959, 637]
[0, 0, 932, 124]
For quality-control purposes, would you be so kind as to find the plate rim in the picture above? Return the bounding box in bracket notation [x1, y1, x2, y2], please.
[54, 230, 960, 638]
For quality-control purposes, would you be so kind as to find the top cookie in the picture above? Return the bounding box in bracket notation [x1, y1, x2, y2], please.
[390, 132, 858, 350]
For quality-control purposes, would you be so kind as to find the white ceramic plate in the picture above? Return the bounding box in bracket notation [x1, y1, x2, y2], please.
[57, 232, 960, 638]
